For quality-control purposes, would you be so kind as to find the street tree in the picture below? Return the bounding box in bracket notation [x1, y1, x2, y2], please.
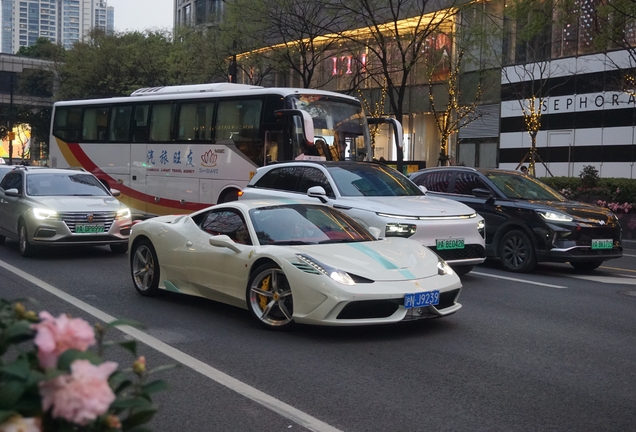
[330, 0, 463, 171]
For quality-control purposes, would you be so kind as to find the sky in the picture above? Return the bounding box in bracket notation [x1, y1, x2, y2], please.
[107, 0, 174, 33]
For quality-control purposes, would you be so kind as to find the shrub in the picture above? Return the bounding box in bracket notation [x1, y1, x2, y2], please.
[579, 165, 600, 188]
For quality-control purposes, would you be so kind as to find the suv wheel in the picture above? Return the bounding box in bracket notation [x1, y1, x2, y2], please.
[498, 229, 536, 273]
[18, 221, 36, 257]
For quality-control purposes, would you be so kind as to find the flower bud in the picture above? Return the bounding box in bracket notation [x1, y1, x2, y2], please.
[105, 414, 122, 429]
[133, 356, 146, 376]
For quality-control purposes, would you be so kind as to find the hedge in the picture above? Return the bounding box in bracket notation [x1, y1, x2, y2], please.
[540, 177, 636, 203]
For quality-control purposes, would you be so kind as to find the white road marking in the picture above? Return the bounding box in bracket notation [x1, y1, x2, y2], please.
[471, 271, 567, 289]
[564, 274, 636, 285]
[0, 259, 343, 432]
[621, 253, 636, 257]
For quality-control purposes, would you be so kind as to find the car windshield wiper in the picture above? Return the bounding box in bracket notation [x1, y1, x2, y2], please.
[318, 239, 361, 244]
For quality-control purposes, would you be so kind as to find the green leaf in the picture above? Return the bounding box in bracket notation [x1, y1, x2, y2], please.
[117, 340, 138, 356]
[0, 357, 31, 380]
[141, 379, 168, 395]
[121, 408, 157, 431]
[110, 396, 153, 410]
[0, 381, 26, 409]
[148, 364, 179, 375]
[3, 321, 34, 344]
[107, 319, 145, 329]
[56, 349, 102, 371]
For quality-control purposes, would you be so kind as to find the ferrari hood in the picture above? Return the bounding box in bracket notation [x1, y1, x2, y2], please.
[30, 196, 125, 212]
[340, 195, 475, 217]
[289, 238, 441, 281]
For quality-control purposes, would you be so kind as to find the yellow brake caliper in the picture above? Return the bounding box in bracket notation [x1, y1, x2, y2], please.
[259, 275, 271, 310]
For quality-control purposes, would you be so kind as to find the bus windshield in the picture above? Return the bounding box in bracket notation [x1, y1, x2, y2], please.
[288, 95, 371, 162]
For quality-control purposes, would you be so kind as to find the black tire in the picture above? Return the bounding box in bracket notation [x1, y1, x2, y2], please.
[0, 235, 5, 245]
[570, 260, 603, 271]
[130, 239, 161, 296]
[498, 229, 536, 273]
[18, 221, 36, 257]
[246, 263, 295, 330]
[219, 189, 239, 203]
[452, 265, 474, 276]
[110, 243, 128, 254]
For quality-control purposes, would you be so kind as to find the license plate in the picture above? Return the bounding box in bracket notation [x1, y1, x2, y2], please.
[591, 239, 613, 250]
[75, 224, 105, 234]
[404, 291, 440, 309]
[436, 238, 465, 250]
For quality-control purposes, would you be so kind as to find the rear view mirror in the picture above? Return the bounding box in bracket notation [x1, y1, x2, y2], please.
[368, 226, 382, 238]
[418, 185, 427, 194]
[4, 188, 20, 197]
[110, 188, 121, 197]
[472, 188, 493, 199]
[307, 186, 328, 203]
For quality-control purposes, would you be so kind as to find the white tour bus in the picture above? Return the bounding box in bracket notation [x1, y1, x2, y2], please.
[49, 83, 402, 219]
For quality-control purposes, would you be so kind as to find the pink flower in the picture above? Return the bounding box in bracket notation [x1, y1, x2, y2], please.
[0, 416, 41, 432]
[31, 312, 95, 369]
[39, 360, 118, 426]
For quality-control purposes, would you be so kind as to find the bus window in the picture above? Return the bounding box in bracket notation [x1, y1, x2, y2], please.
[132, 105, 149, 142]
[149, 103, 176, 142]
[82, 107, 109, 142]
[109, 105, 132, 142]
[53, 107, 82, 141]
[178, 101, 214, 141]
[216, 99, 263, 165]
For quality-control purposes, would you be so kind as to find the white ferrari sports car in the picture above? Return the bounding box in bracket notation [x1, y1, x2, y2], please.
[129, 200, 462, 329]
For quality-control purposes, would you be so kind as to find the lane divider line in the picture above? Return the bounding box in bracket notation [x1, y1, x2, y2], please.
[0, 259, 343, 432]
[470, 271, 567, 289]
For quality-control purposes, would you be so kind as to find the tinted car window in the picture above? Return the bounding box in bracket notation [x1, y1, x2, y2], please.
[326, 164, 422, 197]
[254, 167, 301, 192]
[0, 172, 23, 192]
[412, 171, 452, 193]
[486, 172, 565, 200]
[201, 210, 252, 245]
[453, 172, 489, 195]
[298, 167, 334, 196]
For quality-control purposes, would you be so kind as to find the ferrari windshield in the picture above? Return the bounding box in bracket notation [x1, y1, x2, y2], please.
[486, 173, 566, 201]
[327, 163, 423, 197]
[249, 204, 375, 246]
[26, 173, 110, 197]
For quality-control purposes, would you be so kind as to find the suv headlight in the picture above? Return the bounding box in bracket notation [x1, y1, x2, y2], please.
[537, 210, 573, 222]
[32, 208, 59, 220]
[116, 207, 131, 220]
[477, 219, 485, 238]
[385, 223, 416, 238]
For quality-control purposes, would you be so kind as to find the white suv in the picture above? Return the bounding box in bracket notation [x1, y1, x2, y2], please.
[240, 161, 486, 275]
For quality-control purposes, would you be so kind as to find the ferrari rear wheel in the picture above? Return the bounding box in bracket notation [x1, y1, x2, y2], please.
[247, 263, 294, 330]
[131, 239, 160, 296]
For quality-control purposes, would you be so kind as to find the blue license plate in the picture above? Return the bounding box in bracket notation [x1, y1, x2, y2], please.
[404, 291, 440, 309]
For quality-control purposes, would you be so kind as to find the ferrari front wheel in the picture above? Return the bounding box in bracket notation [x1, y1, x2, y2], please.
[247, 263, 294, 330]
[131, 239, 160, 296]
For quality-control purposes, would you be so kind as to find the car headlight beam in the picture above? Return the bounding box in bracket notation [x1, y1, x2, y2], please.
[537, 210, 573, 222]
[116, 207, 132, 220]
[32, 208, 59, 220]
[296, 254, 356, 285]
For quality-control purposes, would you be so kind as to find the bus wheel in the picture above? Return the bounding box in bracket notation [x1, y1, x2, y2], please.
[219, 189, 239, 203]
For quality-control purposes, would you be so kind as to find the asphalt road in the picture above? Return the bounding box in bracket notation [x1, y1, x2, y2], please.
[1, 240, 635, 432]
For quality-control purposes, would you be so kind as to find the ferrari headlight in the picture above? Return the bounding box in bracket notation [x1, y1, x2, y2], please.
[537, 210, 573, 222]
[437, 258, 454, 276]
[33, 208, 59, 220]
[296, 254, 355, 285]
[385, 223, 417, 238]
[116, 207, 131, 220]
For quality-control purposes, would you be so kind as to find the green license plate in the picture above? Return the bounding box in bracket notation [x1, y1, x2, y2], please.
[76, 224, 105, 234]
[436, 238, 465, 250]
[591, 239, 613, 250]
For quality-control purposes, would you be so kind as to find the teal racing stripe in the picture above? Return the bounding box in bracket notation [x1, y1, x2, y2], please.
[164, 281, 181, 293]
[399, 269, 415, 279]
[348, 243, 398, 269]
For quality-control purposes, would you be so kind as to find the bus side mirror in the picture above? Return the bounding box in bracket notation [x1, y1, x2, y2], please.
[275, 109, 315, 146]
[368, 117, 403, 151]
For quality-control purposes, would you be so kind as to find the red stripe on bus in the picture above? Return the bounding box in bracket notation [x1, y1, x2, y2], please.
[66, 143, 209, 212]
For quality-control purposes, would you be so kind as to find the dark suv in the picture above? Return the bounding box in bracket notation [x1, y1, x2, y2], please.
[409, 167, 622, 272]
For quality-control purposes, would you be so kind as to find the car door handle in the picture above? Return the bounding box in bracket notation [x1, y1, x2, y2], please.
[186, 241, 193, 247]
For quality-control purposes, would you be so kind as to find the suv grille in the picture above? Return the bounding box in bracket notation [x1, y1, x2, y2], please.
[59, 212, 116, 233]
